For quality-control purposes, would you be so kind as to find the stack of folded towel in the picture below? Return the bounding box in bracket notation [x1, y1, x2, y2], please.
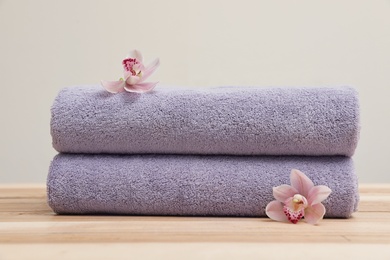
[47, 85, 360, 217]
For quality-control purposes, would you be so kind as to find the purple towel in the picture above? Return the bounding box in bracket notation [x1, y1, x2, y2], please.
[47, 154, 359, 217]
[51, 85, 360, 156]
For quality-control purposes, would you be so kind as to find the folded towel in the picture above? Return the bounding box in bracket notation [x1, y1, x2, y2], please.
[47, 154, 359, 217]
[51, 85, 360, 156]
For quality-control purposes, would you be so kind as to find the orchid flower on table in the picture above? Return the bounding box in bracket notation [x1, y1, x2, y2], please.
[266, 169, 332, 225]
[101, 50, 160, 93]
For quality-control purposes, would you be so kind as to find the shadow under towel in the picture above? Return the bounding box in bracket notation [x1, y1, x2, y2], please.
[47, 154, 359, 217]
[51, 85, 360, 156]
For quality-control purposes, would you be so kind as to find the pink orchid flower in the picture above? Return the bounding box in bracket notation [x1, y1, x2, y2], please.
[266, 169, 332, 225]
[101, 50, 160, 93]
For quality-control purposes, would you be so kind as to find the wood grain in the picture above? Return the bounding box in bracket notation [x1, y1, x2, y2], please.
[1, 184, 390, 259]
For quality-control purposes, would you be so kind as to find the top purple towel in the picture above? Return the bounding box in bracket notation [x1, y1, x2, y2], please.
[51, 85, 360, 156]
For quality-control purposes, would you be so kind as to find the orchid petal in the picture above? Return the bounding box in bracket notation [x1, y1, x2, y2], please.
[273, 184, 298, 203]
[128, 49, 143, 62]
[126, 75, 140, 85]
[124, 82, 158, 93]
[139, 58, 160, 83]
[266, 200, 289, 222]
[101, 80, 125, 93]
[304, 203, 326, 225]
[290, 169, 314, 197]
[307, 185, 332, 206]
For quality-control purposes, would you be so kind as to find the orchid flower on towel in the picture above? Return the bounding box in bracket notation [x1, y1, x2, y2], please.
[266, 169, 332, 225]
[101, 50, 160, 93]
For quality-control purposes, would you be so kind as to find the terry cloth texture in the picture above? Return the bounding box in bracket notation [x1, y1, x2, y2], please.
[47, 154, 359, 217]
[51, 85, 360, 156]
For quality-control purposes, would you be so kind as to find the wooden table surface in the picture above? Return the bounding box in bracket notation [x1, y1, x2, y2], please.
[1, 184, 390, 259]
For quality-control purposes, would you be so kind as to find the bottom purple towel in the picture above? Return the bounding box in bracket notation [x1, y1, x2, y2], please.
[47, 154, 359, 217]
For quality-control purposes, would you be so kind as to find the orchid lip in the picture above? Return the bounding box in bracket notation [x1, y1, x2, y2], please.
[283, 206, 304, 224]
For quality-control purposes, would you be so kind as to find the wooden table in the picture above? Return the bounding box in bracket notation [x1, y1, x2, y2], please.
[1, 184, 390, 259]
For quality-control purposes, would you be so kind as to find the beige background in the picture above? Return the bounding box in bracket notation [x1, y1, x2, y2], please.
[0, 0, 389, 183]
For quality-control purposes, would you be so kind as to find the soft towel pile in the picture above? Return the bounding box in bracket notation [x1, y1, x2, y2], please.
[48, 85, 360, 218]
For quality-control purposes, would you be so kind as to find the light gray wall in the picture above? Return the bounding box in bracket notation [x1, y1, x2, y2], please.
[1, 0, 389, 183]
